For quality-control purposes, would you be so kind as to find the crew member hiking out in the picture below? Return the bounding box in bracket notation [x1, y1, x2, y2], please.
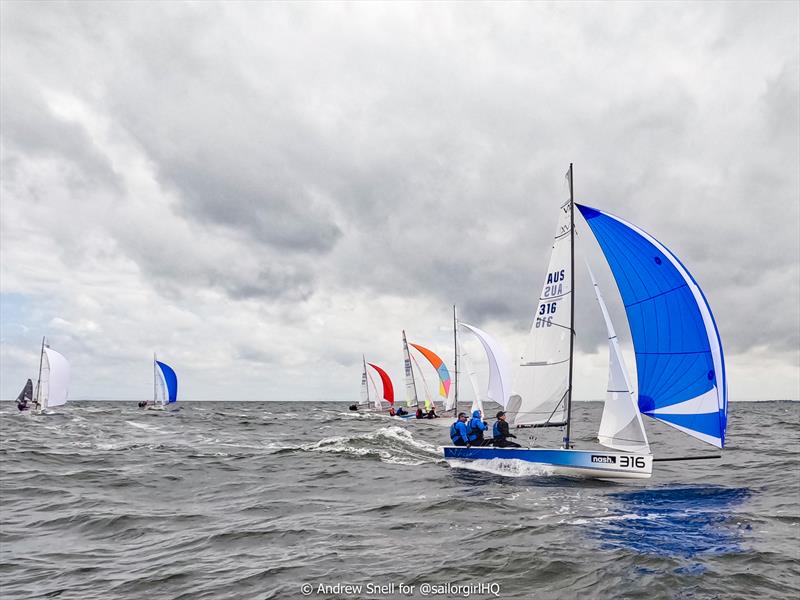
[492, 411, 521, 447]
[449, 412, 470, 446]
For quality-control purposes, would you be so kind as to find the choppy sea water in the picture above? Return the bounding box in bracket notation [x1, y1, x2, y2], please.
[1, 401, 798, 600]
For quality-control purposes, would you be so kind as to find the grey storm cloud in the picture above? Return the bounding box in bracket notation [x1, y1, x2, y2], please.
[1, 1, 798, 401]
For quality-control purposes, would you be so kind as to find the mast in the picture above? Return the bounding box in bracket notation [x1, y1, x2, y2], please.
[363, 354, 370, 405]
[153, 352, 157, 406]
[453, 305, 459, 418]
[564, 163, 575, 448]
[35, 336, 45, 409]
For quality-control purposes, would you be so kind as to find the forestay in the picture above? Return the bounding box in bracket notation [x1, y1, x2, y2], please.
[511, 198, 573, 426]
[587, 262, 650, 454]
[577, 204, 727, 448]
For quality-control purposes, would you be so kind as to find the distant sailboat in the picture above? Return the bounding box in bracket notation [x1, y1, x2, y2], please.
[443, 165, 726, 479]
[28, 337, 70, 414]
[352, 355, 386, 412]
[16, 379, 33, 412]
[144, 354, 178, 411]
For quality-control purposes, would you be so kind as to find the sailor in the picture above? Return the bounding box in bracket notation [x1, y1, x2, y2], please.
[449, 412, 470, 446]
[396, 407, 408, 417]
[138, 401, 148, 409]
[425, 407, 438, 419]
[388, 406, 396, 417]
[467, 409, 489, 446]
[492, 411, 521, 447]
[349, 404, 359, 411]
[17, 397, 28, 411]
[415, 407, 424, 419]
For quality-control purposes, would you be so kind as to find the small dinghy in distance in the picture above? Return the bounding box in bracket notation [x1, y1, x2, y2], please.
[442, 165, 727, 479]
[25, 337, 71, 414]
[145, 354, 178, 411]
[16, 379, 34, 411]
[351, 355, 391, 413]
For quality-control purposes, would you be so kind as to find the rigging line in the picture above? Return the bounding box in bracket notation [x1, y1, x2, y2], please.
[624, 283, 691, 308]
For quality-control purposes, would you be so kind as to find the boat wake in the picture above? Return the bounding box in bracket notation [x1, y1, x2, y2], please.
[447, 457, 557, 478]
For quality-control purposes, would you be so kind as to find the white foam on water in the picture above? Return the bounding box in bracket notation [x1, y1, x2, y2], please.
[447, 458, 557, 478]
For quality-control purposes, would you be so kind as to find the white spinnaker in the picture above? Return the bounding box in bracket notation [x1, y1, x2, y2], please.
[410, 354, 434, 410]
[402, 333, 418, 407]
[367, 372, 382, 410]
[587, 263, 650, 454]
[511, 199, 573, 426]
[42, 348, 70, 409]
[456, 335, 483, 415]
[461, 323, 512, 410]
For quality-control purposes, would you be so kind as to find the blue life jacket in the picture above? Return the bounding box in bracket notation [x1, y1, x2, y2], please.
[450, 420, 469, 444]
[449, 423, 459, 444]
[492, 421, 501, 438]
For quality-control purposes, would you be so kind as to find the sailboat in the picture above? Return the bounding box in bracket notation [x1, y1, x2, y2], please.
[27, 337, 71, 414]
[145, 354, 178, 411]
[352, 356, 389, 412]
[442, 165, 727, 479]
[16, 379, 33, 411]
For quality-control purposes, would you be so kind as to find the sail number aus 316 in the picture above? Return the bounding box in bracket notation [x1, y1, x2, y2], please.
[619, 456, 647, 469]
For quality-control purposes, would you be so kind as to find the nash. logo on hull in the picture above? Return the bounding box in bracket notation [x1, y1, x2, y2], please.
[591, 455, 616, 464]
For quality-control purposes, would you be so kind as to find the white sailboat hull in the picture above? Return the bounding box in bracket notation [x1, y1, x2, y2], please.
[442, 446, 653, 480]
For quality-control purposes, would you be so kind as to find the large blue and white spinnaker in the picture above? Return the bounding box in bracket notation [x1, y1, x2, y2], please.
[577, 204, 727, 448]
[154, 357, 178, 408]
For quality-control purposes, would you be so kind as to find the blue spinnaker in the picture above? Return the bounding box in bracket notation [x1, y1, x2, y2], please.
[577, 204, 726, 448]
[156, 361, 178, 403]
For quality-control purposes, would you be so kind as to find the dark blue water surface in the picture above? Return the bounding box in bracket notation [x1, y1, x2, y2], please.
[1, 401, 798, 599]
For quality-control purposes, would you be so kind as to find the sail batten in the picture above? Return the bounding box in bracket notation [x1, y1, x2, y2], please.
[577, 203, 726, 448]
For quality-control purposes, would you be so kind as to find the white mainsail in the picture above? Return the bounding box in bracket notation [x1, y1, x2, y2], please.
[587, 263, 650, 454]
[460, 323, 512, 411]
[511, 198, 573, 426]
[36, 347, 70, 410]
[360, 356, 370, 406]
[402, 331, 419, 408]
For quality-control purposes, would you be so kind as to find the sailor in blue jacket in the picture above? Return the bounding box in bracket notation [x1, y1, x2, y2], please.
[449, 412, 470, 446]
[467, 409, 489, 445]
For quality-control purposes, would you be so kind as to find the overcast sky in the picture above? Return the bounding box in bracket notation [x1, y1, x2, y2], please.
[1, 1, 798, 402]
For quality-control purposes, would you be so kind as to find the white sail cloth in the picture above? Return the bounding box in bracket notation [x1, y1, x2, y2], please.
[587, 264, 650, 454]
[511, 199, 573, 426]
[460, 323, 512, 411]
[40, 348, 70, 409]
